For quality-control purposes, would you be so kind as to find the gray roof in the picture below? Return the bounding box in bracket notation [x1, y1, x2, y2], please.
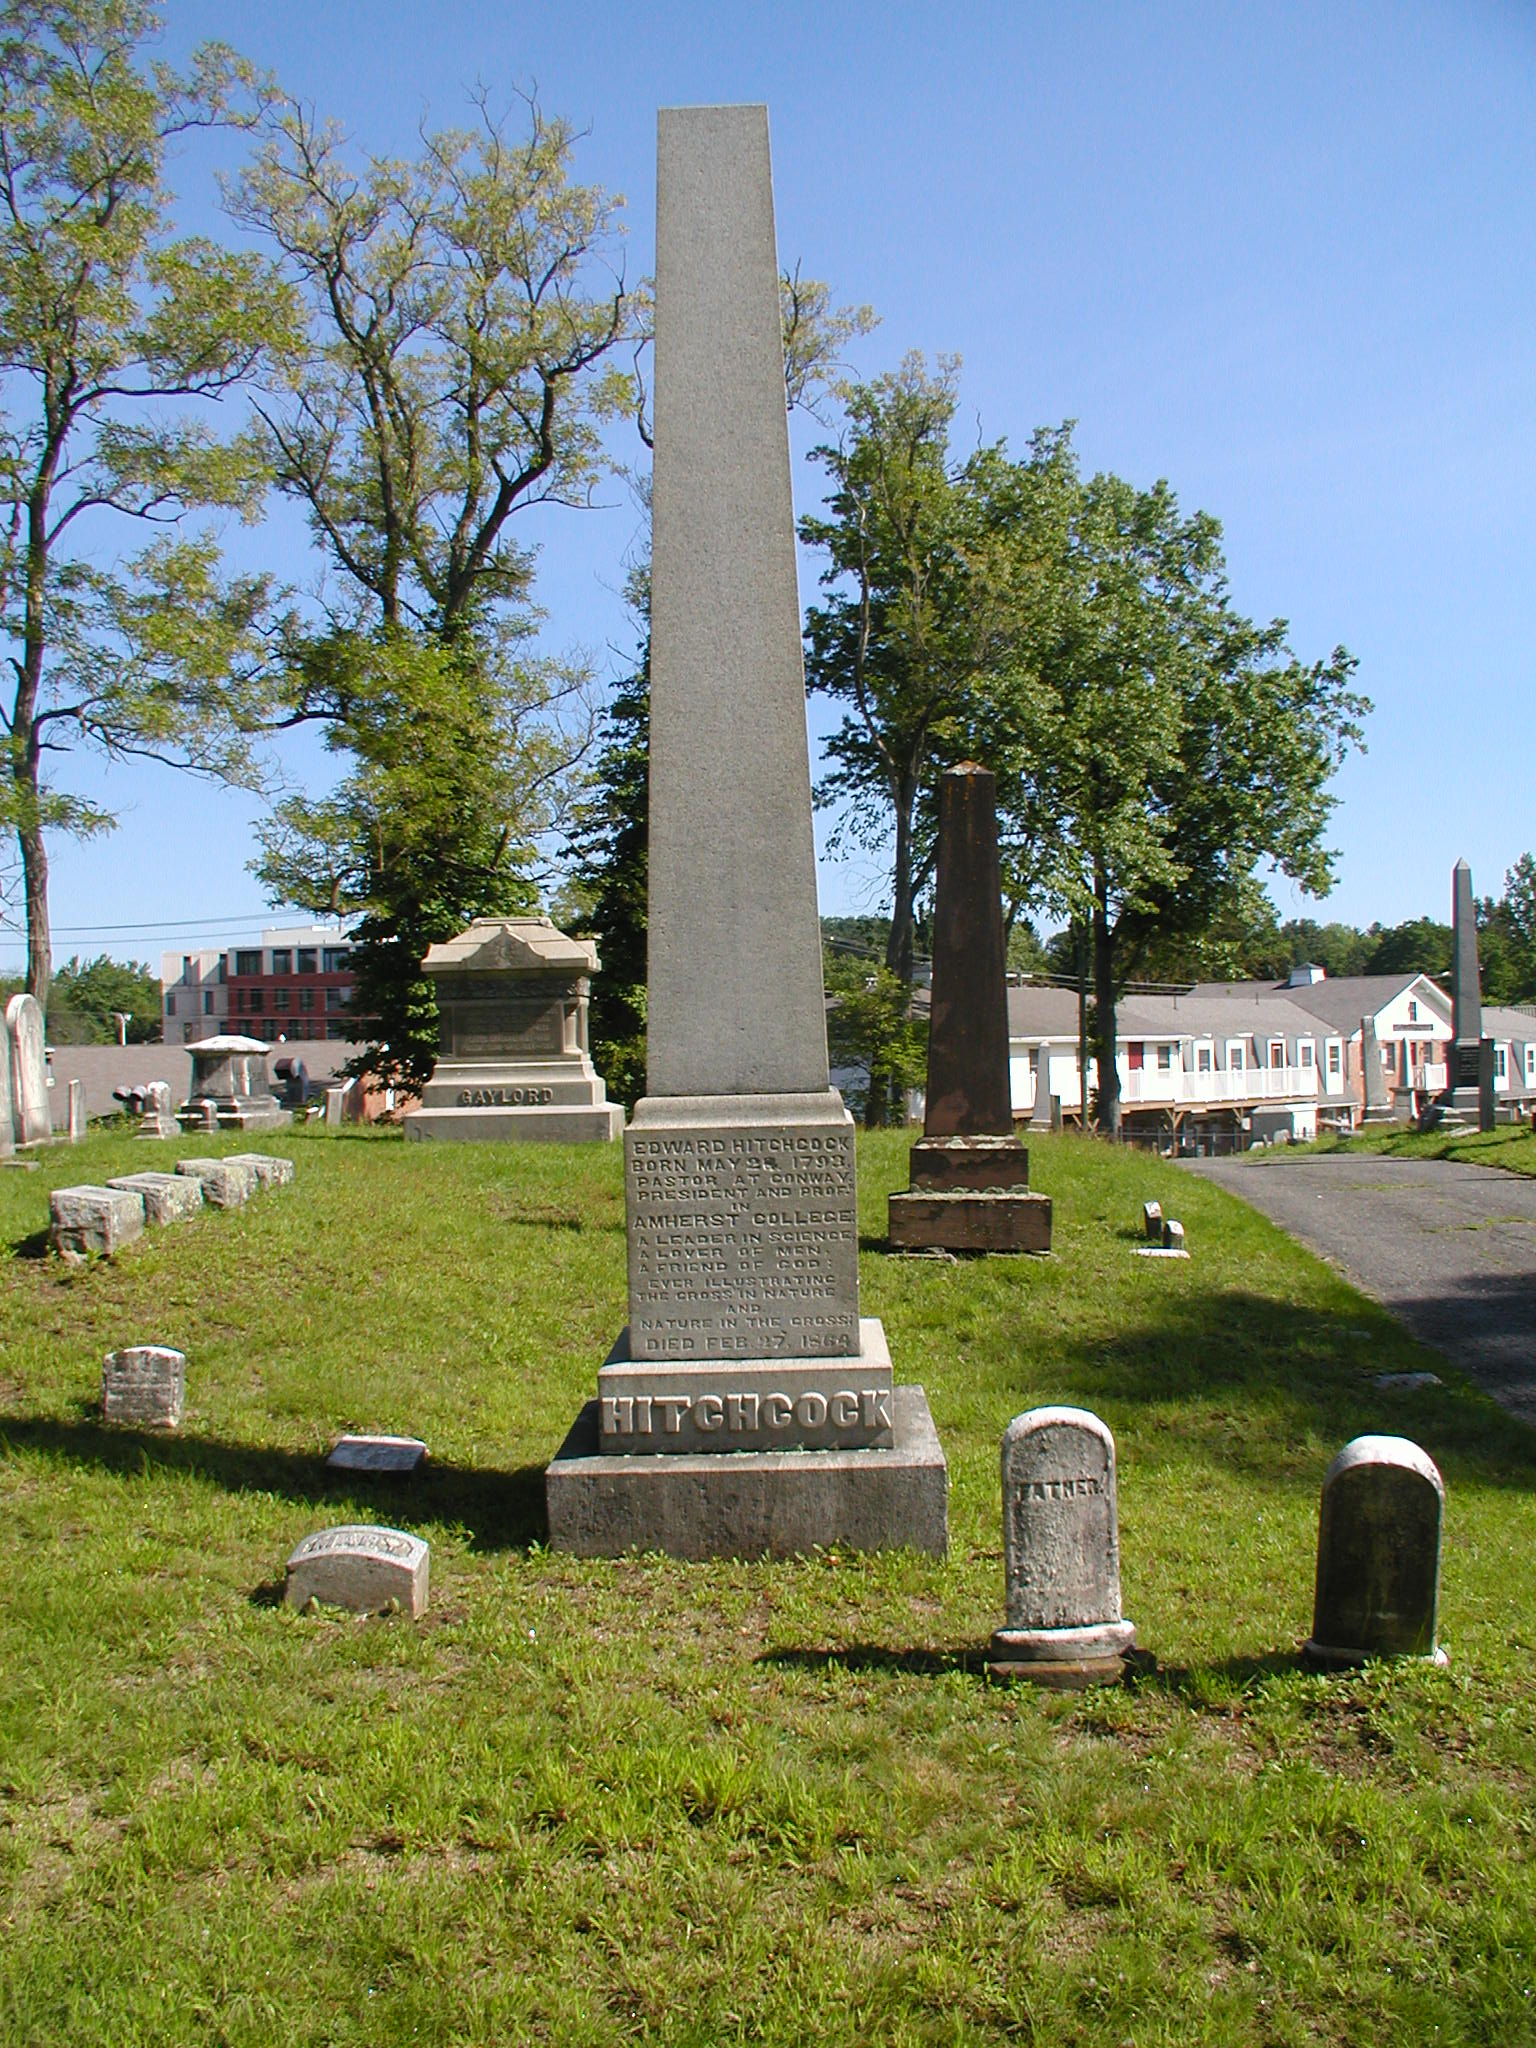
[1114, 991, 1335, 1044]
[1485, 1003, 1536, 1043]
[1187, 972, 1449, 1035]
[1006, 984, 1085, 1038]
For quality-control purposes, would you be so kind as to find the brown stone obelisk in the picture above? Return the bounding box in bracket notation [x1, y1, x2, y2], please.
[888, 765, 1052, 1252]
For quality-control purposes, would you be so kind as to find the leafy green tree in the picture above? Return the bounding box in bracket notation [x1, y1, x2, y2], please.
[46, 952, 160, 1041]
[231, 91, 636, 1077]
[1360, 917, 1451, 981]
[823, 950, 927, 1125]
[802, 355, 1051, 1016]
[563, 635, 649, 1107]
[0, 0, 295, 1008]
[252, 630, 555, 1087]
[1495, 854, 1536, 1002]
[1006, 440, 1367, 1131]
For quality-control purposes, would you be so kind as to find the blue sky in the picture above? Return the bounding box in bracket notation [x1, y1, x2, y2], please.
[8, 0, 1534, 974]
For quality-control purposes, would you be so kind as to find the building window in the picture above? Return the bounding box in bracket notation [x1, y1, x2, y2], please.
[1495, 1048, 1506, 1081]
[182, 1022, 193, 1042]
[297, 947, 317, 974]
[270, 948, 292, 976]
[204, 992, 214, 1015]
[166, 994, 176, 1016]
[322, 946, 350, 973]
[1300, 1042, 1315, 1068]
[1197, 1045, 1212, 1073]
[1328, 1042, 1342, 1075]
[300, 988, 315, 1013]
[326, 988, 345, 1012]
[248, 993, 263, 1016]
[235, 949, 261, 976]
[1269, 1039, 1285, 1069]
[272, 989, 290, 1013]
[1156, 1044, 1172, 1071]
[1228, 1043, 1246, 1072]
[1408, 999, 1419, 1022]
[327, 1019, 349, 1041]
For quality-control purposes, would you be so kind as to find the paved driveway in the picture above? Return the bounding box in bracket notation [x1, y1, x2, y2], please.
[1184, 1154, 1536, 1424]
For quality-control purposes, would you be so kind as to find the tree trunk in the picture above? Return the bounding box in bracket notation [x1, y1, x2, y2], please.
[1092, 867, 1120, 1135]
[16, 816, 51, 1011]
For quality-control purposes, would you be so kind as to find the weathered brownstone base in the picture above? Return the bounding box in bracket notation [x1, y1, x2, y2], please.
[906, 1132, 1032, 1190]
[888, 1186, 1053, 1252]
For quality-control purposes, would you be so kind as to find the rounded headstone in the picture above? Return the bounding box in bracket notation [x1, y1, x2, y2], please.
[1305, 1435, 1447, 1667]
[989, 1405, 1136, 1686]
[7, 993, 49, 1144]
[284, 1526, 430, 1617]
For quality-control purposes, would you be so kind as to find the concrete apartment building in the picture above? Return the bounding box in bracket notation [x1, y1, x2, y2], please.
[162, 925, 364, 1045]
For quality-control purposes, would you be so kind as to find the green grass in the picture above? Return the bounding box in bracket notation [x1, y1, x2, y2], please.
[2, 1125, 1535, 2045]
[1291, 1122, 1536, 1178]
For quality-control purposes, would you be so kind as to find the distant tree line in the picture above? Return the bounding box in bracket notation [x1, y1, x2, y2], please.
[0, 954, 159, 1041]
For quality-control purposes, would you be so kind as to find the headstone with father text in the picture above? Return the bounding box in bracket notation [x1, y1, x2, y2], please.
[545, 103, 946, 1559]
[987, 1407, 1137, 1687]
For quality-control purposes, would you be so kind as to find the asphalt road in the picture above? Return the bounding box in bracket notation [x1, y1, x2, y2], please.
[1184, 1153, 1536, 1425]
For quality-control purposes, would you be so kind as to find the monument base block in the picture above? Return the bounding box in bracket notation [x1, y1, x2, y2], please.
[986, 1618, 1136, 1690]
[404, 1102, 624, 1143]
[176, 1102, 291, 1135]
[545, 1383, 947, 1560]
[888, 1187, 1053, 1253]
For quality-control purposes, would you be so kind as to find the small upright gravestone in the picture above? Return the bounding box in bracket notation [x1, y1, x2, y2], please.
[0, 1016, 13, 1158]
[1142, 1200, 1162, 1241]
[285, 1526, 430, 1616]
[7, 993, 49, 1145]
[1305, 1435, 1447, 1667]
[67, 1078, 85, 1142]
[988, 1407, 1137, 1687]
[102, 1346, 185, 1428]
[138, 1081, 178, 1140]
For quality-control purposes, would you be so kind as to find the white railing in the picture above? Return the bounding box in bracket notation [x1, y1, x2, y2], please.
[1011, 1058, 1328, 1116]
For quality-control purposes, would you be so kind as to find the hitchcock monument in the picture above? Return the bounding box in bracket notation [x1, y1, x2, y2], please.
[545, 103, 947, 1559]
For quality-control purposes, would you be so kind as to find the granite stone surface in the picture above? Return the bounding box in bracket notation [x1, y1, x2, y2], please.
[102, 1345, 185, 1427]
[1305, 1435, 1446, 1667]
[284, 1525, 430, 1616]
[546, 1383, 947, 1560]
[888, 1187, 1052, 1253]
[646, 105, 828, 1099]
[1143, 1200, 1163, 1240]
[0, 1015, 12, 1156]
[138, 1080, 179, 1140]
[225, 1152, 295, 1188]
[625, 1091, 859, 1360]
[597, 1318, 894, 1454]
[107, 1170, 204, 1225]
[50, 1184, 145, 1262]
[67, 1078, 85, 1141]
[175, 1157, 256, 1207]
[326, 1435, 429, 1474]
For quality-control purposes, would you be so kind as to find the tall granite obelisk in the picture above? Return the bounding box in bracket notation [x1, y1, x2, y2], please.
[545, 106, 947, 1559]
[1431, 857, 1493, 1130]
[888, 764, 1051, 1251]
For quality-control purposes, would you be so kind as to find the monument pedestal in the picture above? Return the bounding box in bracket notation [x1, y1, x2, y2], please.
[888, 1134, 1052, 1253]
[404, 1058, 622, 1143]
[175, 1036, 291, 1134]
[547, 1382, 947, 1560]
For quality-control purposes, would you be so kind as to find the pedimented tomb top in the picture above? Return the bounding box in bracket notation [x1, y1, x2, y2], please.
[421, 916, 598, 980]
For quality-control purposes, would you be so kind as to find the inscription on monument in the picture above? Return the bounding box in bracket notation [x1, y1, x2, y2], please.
[626, 1122, 859, 1359]
[456, 1085, 555, 1106]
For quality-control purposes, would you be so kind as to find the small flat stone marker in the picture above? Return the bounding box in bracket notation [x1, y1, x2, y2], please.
[284, 1525, 429, 1617]
[1142, 1200, 1162, 1240]
[102, 1345, 185, 1428]
[175, 1157, 256, 1208]
[107, 1170, 204, 1225]
[1162, 1218, 1186, 1251]
[1374, 1370, 1442, 1392]
[226, 1152, 296, 1189]
[1305, 1435, 1447, 1668]
[988, 1406, 1137, 1687]
[50, 1184, 145, 1262]
[327, 1435, 429, 1475]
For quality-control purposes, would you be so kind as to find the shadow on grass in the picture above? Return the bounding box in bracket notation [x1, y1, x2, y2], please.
[8, 1227, 52, 1261]
[1028, 1284, 1536, 1489]
[757, 1643, 987, 1678]
[0, 1414, 550, 1552]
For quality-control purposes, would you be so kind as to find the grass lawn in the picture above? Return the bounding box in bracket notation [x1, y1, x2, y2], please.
[1295, 1122, 1536, 1179]
[2, 1125, 1534, 2046]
